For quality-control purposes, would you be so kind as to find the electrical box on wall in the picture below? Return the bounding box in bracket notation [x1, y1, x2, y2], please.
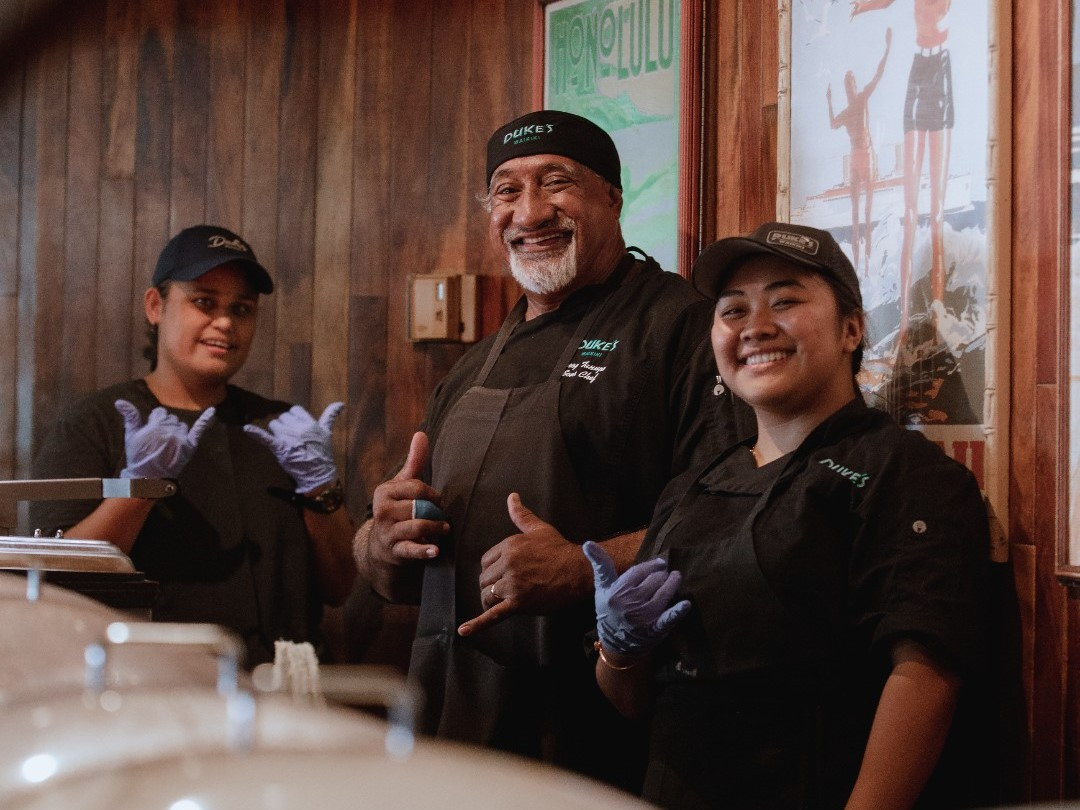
[407, 274, 478, 343]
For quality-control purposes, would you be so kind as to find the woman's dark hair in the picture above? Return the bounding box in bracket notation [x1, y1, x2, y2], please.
[142, 281, 171, 371]
[820, 273, 866, 381]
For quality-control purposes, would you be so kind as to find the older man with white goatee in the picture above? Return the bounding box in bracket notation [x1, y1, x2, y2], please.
[353, 109, 750, 790]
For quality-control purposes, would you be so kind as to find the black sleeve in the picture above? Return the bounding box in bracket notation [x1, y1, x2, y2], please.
[29, 396, 123, 533]
[850, 441, 989, 676]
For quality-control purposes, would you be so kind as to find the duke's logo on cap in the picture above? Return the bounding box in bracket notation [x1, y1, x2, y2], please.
[208, 234, 251, 254]
[503, 123, 555, 145]
[767, 230, 819, 256]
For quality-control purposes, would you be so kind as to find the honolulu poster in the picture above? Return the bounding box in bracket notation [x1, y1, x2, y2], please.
[545, 0, 681, 272]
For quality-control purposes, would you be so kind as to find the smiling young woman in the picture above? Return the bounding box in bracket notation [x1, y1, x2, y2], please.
[710, 256, 863, 460]
[588, 222, 990, 809]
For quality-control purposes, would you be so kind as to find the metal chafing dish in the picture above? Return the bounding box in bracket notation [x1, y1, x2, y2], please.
[0, 476, 174, 614]
[3, 744, 655, 809]
[0, 574, 217, 704]
[0, 617, 650, 809]
[0, 622, 395, 804]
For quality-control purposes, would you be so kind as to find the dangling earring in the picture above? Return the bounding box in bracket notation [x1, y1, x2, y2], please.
[712, 375, 726, 396]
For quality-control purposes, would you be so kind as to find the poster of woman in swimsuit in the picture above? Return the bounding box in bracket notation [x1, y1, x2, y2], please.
[778, 0, 1010, 530]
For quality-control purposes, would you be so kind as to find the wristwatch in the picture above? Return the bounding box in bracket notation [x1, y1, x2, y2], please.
[270, 479, 345, 514]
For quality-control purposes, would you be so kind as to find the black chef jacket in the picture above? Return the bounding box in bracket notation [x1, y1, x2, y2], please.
[639, 398, 989, 808]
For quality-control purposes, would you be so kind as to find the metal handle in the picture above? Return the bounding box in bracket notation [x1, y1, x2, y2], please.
[84, 621, 244, 696]
[0, 476, 178, 534]
[253, 663, 421, 759]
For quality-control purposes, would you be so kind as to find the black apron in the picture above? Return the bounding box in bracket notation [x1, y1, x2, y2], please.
[408, 256, 649, 789]
[640, 445, 872, 808]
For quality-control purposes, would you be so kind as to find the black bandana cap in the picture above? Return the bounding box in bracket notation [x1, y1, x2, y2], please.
[486, 110, 622, 190]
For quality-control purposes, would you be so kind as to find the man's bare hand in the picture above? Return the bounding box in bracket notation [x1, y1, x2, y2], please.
[356, 432, 449, 591]
[457, 492, 591, 637]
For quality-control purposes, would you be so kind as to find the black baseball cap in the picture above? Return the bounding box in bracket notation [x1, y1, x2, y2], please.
[486, 110, 622, 189]
[152, 225, 274, 294]
[693, 222, 861, 306]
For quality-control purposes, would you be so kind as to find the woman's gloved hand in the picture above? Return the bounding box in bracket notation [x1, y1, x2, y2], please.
[583, 540, 690, 656]
[114, 399, 216, 480]
[243, 403, 343, 493]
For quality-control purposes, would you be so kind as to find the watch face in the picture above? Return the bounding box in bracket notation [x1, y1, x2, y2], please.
[310, 481, 344, 513]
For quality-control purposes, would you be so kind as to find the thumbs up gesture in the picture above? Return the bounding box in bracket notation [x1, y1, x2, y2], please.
[366, 431, 448, 565]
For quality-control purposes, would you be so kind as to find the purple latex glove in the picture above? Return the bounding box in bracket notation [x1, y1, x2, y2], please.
[583, 540, 690, 656]
[114, 399, 215, 480]
[243, 403, 343, 493]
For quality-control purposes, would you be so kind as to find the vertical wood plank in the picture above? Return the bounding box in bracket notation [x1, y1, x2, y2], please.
[350, 0, 392, 298]
[14, 22, 38, 478]
[707, 0, 742, 240]
[347, 294, 387, 505]
[206, 0, 245, 229]
[60, 4, 104, 403]
[97, 0, 138, 388]
[312, 0, 355, 454]
[272, 0, 318, 406]
[168, 0, 210, 230]
[427, 0, 470, 272]
[384, 0, 434, 453]
[233, 0, 284, 397]
[465, 0, 534, 277]
[1033, 384, 1067, 796]
[1067, 589, 1080, 796]
[131, 0, 175, 375]
[0, 15, 23, 478]
[1014, 0, 1068, 798]
[27, 20, 70, 454]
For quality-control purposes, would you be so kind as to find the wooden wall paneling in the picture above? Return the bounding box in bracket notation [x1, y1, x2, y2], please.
[130, 0, 175, 377]
[755, 0, 777, 227]
[421, 0, 474, 397]
[27, 24, 69, 454]
[464, 0, 505, 278]
[737, 0, 771, 232]
[428, 0, 470, 274]
[235, 0, 283, 397]
[349, 0, 392, 299]
[347, 0, 393, 497]
[1068, 590, 1080, 795]
[1013, 0, 1070, 797]
[347, 294, 386, 508]
[0, 30, 23, 479]
[1012, 540, 1037, 789]
[205, 0, 245, 229]
[60, 5, 103, 405]
[168, 0, 209, 231]
[707, 0, 742, 241]
[312, 0, 355, 455]
[1033, 383, 1067, 796]
[272, 0, 318, 407]
[465, 0, 535, 276]
[97, 0, 138, 390]
[384, 0, 434, 454]
[14, 20, 40, 479]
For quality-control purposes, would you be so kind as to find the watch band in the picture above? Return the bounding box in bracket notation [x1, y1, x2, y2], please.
[268, 479, 344, 514]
